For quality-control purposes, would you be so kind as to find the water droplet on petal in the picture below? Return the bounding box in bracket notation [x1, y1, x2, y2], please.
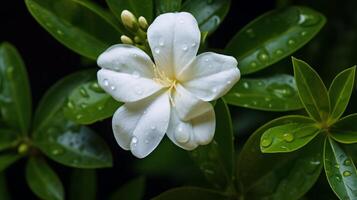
[261, 137, 273, 148]
[283, 133, 294, 142]
[211, 87, 217, 93]
[159, 39, 165, 46]
[182, 45, 188, 51]
[174, 124, 189, 143]
[135, 86, 143, 95]
[110, 85, 116, 91]
[103, 79, 109, 87]
[343, 170, 352, 177]
[154, 47, 160, 54]
[227, 80, 232, 84]
[131, 136, 138, 146]
[151, 126, 156, 130]
[191, 42, 197, 47]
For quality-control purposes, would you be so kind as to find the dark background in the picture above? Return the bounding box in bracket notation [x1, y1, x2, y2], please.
[1, 0, 356, 199]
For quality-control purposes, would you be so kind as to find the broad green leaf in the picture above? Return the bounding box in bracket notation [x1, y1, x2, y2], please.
[0, 129, 18, 151]
[330, 114, 357, 144]
[182, 0, 230, 34]
[0, 153, 21, 172]
[324, 137, 357, 200]
[237, 115, 323, 200]
[26, 158, 64, 200]
[224, 74, 302, 111]
[261, 122, 320, 153]
[155, 0, 181, 15]
[226, 6, 325, 75]
[0, 43, 32, 135]
[190, 99, 234, 189]
[293, 57, 330, 122]
[110, 177, 145, 200]
[0, 173, 10, 200]
[152, 187, 228, 200]
[106, 0, 154, 22]
[63, 80, 121, 125]
[328, 66, 356, 123]
[69, 169, 96, 200]
[25, 0, 120, 60]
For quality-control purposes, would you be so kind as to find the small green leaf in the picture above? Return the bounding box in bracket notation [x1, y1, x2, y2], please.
[69, 169, 96, 200]
[226, 6, 326, 75]
[182, 0, 230, 34]
[328, 66, 356, 123]
[26, 157, 64, 200]
[237, 115, 323, 200]
[190, 99, 234, 189]
[0, 173, 10, 200]
[261, 122, 320, 153]
[110, 177, 145, 200]
[152, 187, 228, 200]
[63, 80, 121, 125]
[0, 129, 18, 152]
[25, 0, 120, 60]
[155, 0, 182, 15]
[330, 114, 357, 144]
[0, 153, 21, 172]
[106, 0, 154, 22]
[0, 43, 32, 135]
[324, 137, 357, 200]
[224, 74, 302, 111]
[293, 57, 330, 122]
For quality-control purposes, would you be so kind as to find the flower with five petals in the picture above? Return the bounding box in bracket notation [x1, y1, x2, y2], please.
[97, 12, 240, 158]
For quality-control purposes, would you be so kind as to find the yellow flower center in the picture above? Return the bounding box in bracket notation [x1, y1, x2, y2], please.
[152, 64, 177, 105]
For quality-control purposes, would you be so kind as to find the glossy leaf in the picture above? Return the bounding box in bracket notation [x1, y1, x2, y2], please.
[152, 187, 228, 200]
[106, 0, 153, 22]
[0, 153, 21, 172]
[0, 43, 32, 135]
[26, 158, 64, 200]
[261, 122, 320, 153]
[0, 129, 18, 151]
[224, 74, 302, 111]
[293, 57, 330, 122]
[182, 0, 230, 34]
[110, 177, 145, 200]
[237, 115, 323, 200]
[328, 66, 356, 122]
[63, 80, 121, 124]
[226, 6, 326, 75]
[190, 99, 234, 189]
[324, 137, 357, 200]
[69, 169, 96, 200]
[155, 0, 182, 15]
[25, 0, 120, 60]
[330, 114, 357, 144]
[0, 173, 10, 200]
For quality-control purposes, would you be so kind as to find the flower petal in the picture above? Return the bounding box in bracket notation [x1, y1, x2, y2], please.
[166, 106, 215, 150]
[112, 93, 171, 158]
[147, 12, 200, 77]
[173, 84, 212, 121]
[98, 69, 163, 102]
[178, 52, 240, 101]
[97, 44, 155, 78]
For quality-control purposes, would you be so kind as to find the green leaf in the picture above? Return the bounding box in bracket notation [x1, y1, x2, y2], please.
[26, 157, 64, 200]
[190, 99, 234, 189]
[0, 129, 18, 152]
[25, 0, 120, 60]
[33, 70, 112, 168]
[293, 57, 330, 122]
[0, 43, 32, 135]
[0, 173, 10, 200]
[106, 0, 154, 22]
[261, 122, 320, 153]
[0, 153, 21, 172]
[226, 6, 326, 75]
[330, 114, 357, 144]
[155, 0, 182, 15]
[69, 169, 96, 200]
[224, 74, 302, 111]
[182, 0, 230, 34]
[237, 115, 323, 200]
[63, 80, 121, 125]
[110, 177, 145, 200]
[324, 137, 357, 200]
[152, 187, 228, 200]
[328, 66, 356, 123]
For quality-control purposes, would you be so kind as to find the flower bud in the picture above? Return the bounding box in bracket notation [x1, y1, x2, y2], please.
[138, 16, 148, 30]
[121, 10, 138, 32]
[134, 36, 141, 44]
[120, 35, 134, 44]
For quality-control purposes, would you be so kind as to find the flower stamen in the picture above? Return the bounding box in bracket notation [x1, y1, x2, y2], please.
[152, 64, 177, 106]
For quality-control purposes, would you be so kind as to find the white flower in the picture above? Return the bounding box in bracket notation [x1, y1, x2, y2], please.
[97, 12, 240, 158]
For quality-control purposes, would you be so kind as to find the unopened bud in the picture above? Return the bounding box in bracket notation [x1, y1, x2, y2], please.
[134, 36, 141, 43]
[138, 16, 148, 30]
[121, 10, 138, 31]
[120, 35, 133, 44]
